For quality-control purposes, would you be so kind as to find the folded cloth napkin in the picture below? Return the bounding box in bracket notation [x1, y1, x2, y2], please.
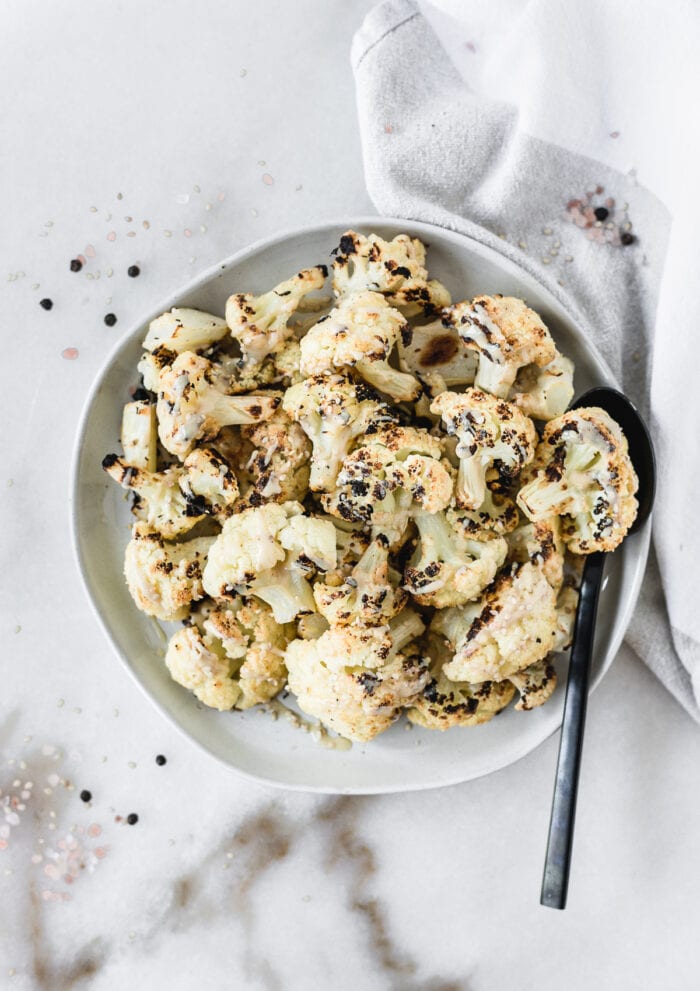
[351, 0, 700, 719]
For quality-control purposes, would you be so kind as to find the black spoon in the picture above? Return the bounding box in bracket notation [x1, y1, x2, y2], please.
[540, 386, 656, 910]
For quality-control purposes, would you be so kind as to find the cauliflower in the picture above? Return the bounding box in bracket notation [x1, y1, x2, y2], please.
[431, 388, 537, 510]
[444, 295, 556, 398]
[398, 319, 477, 395]
[165, 597, 292, 711]
[432, 561, 559, 682]
[178, 446, 240, 519]
[506, 515, 565, 590]
[313, 534, 407, 627]
[157, 351, 280, 459]
[143, 307, 229, 355]
[552, 584, 579, 652]
[403, 510, 508, 608]
[123, 523, 213, 621]
[299, 291, 420, 401]
[202, 501, 336, 623]
[225, 266, 328, 367]
[448, 490, 519, 537]
[138, 344, 176, 393]
[510, 351, 575, 422]
[285, 609, 428, 741]
[120, 399, 157, 471]
[509, 660, 557, 711]
[102, 454, 205, 538]
[407, 634, 515, 730]
[332, 230, 451, 317]
[516, 407, 639, 553]
[282, 372, 395, 492]
[322, 425, 454, 535]
[238, 405, 311, 507]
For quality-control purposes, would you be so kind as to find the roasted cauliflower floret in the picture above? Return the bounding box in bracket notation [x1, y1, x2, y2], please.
[506, 515, 565, 590]
[397, 319, 477, 395]
[516, 407, 639, 553]
[120, 399, 157, 471]
[225, 266, 328, 367]
[102, 454, 205, 538]
[444, 295, 556, 399]
[165, 598, 292, 711]
[202, 502, 336, 623]
[509, 660, 557, 711]
[137, 344, 176, 392]
[157, 351, 280, 459]
[403, 510, 508, 608]
[300, 291, 420, 401]
[432, 561, 559, 682]
[143, 307, 229, 355]
[448, 490, 519, 537]
[431, 388, 537, 510]
[178, 446, 240, 520]
[322, 425, 454, 536]
[313, 534, 407, 627]
[123, 523, 213, 621]
[407, 634, 515, 730]
[332, 230, 451, 317]
[282, 373, 395, 492]
[510, 352, 575, 422]
[285, 609, 428, 741]
[238, 405, 311, 507]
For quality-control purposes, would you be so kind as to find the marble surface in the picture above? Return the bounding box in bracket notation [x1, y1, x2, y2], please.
[2, 1, 700, 988]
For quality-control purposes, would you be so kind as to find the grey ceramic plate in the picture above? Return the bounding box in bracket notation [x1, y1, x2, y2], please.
[71, 218, 650, 794]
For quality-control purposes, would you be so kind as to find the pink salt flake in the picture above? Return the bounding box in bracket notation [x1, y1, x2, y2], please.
[77, 254, 86, 265]
[383, 124, 393, 134]
[0, 840, 7, 851]
[184, 228, 192, 237]
[85, 244, 96, 258]
[217, 191, 226, 201]
[61, 348, 79, 360]
[610, 131, 620, 138]
[88, 824, 102, 838]
[107, 231, 116, 242]
[262, 173, 274, 185]
[465, 41, 477, 53]
[44, 864, 60, 879]
[94, 846, 107, 859]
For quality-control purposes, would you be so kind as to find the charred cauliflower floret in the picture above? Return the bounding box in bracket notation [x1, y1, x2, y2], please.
[332, 230, 451, 317]
[178, 446, 240, 520]
[403, 510, 508, 608]
[313, 534, 407, 627]
[432, 561, 559, 682]
[322, 425, 454, 537]
[120, 400, 157, 471]
[282, 373, 395, 492]
[407, 633, 515, 730]
[138, 344, 176, 393]
[516, 407, 639, 553]
[505, 514, 565, 590]
[300, 291, 420, 402]
[157, 351, 280, 459]
[165, 598, 292, 711]
[143, 307, 229, 355]
[238, 404, 311, 507]
[102, 454, 205, 538]
[397, 319, 477, 396]
[509, 659, 558, 711]
[509, 352, 575, 422]
[448, 490, 520, 537]
[285, 609, 428, 741]
[444, 295, 556, 399]
[123, 523, 213, 621]
[431, 388, 537, 510]
[202, 501, 336, 623]
[225, 266, 328, 367]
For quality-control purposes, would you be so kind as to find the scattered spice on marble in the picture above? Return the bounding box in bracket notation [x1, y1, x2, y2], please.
[126, 813, 139, 825]
[80, 790, 92, 803]
[262, 174, 274, 186]
[295, 184, 303, 192]
[127, 264, 140, 278]
[610, 131, 620, 138]
[117, 192, 123, 200]
[164, 230, 172, 238]
[239, 68, 247, 77]
[107, 231, 116, 242]
[85, 244, 96, 258]
[200, 224, 207, 233]
[217, 191, 226, 201]
[104, 313, 117, 327]
[127, 761, 136, 769]
[70, 258, 83, 272]
[205, 203, 212, 211]
[39, 297, 53, 310]
[90, 206, 98, 213]
[142, 220, 150, 229]
[465, 40, 477, 52]
[565, 186, 636, 246]
[193, 184, 201, 193]
[184, 228, 192, 237]
[155, 754, 167, 766]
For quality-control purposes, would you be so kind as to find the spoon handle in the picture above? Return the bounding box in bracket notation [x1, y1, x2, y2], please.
[540, 550, 606, 910]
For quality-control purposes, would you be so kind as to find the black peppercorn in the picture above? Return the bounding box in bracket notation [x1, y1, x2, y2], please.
[155, 754, 167, 766]
[40, 298, 53, 310]
[104, 313, 117, 326]
[594, 206, 609, 221]
[80, 790, 92, 803]
[126, 813, 139, 825]
[620, 232, 635, 245]
[70, 258, 83, 272]
[127, 265, 141, 278]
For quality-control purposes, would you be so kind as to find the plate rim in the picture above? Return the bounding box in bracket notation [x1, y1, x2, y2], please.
[69, 215, 651, 794]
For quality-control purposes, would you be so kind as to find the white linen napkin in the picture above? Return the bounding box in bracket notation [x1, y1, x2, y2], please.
[351, 0, 700, 720]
